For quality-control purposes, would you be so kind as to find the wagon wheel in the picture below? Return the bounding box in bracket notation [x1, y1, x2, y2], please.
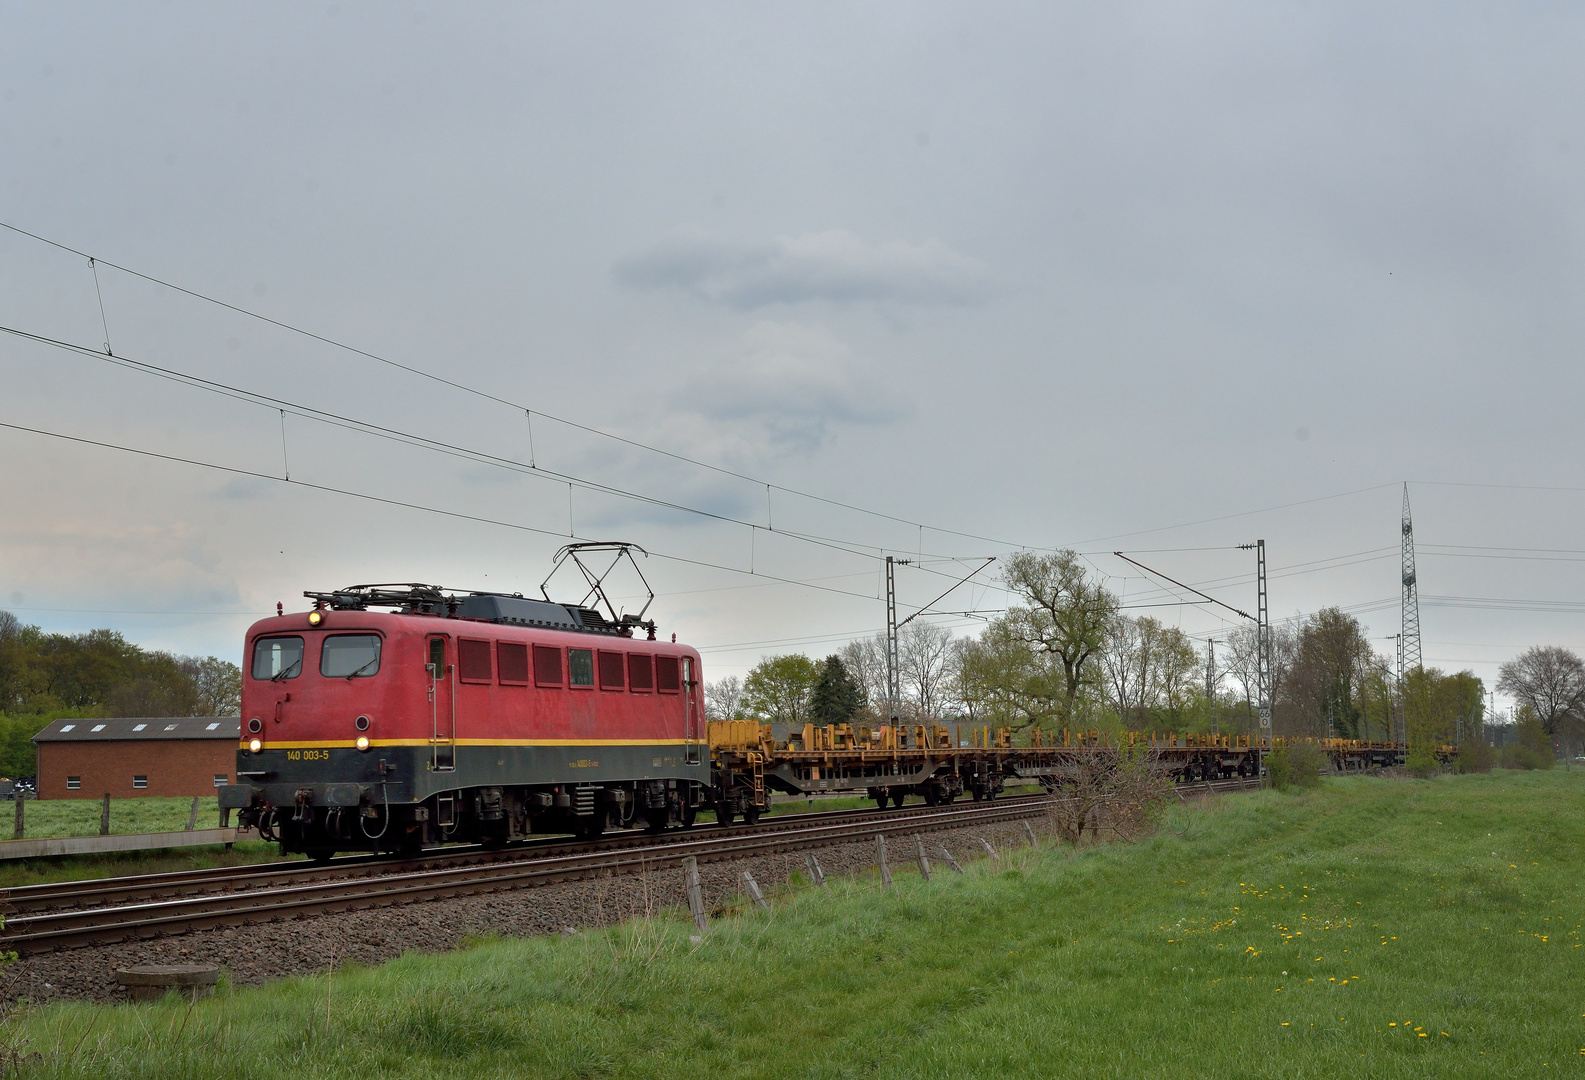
[891, 790, 907, 809]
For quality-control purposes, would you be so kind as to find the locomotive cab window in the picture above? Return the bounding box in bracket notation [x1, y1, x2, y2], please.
[321, 634, 382, 678]
[568, 648, 594, 688]
[252, 636, 304, 681]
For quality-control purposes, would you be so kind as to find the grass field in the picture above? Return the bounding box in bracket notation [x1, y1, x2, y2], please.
[3, 770, 1582, 1078]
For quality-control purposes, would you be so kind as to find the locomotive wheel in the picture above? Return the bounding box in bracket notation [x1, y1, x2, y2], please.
[681, 803, 698, 829]
[717, 804, 734, 827]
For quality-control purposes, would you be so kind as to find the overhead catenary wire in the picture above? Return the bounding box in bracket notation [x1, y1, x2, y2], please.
[0, 419, 890, 605]
[0, 219, 1053, 553]
[0, 321, 975, 569]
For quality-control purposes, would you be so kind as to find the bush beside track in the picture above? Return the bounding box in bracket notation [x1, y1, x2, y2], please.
[4, 770, 1582, 1078]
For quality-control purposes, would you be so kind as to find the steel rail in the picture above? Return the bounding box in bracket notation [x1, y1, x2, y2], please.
[1, 794, 1054, 914]
[4, 796, 1066, 954]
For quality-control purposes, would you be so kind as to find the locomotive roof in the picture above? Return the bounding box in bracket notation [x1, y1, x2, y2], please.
[301, 584, 646, 637]
[33, 717, 242, 744]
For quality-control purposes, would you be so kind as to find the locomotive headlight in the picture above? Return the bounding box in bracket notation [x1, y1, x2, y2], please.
[248, 737, 263, 753]
[307, 609, 324, 627]
[355, 735, 370, 752]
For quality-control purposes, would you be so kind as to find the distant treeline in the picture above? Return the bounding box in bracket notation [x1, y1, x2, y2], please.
[0, 611, 241, 779]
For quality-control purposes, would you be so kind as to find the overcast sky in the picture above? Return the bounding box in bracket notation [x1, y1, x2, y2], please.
[2, 2, 1582, 706]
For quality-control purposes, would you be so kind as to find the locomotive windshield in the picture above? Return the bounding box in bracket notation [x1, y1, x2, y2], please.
[252, 636, 304, 681]
[321, 634, 382, 678]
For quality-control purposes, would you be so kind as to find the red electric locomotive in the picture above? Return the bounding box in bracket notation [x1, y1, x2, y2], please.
[219, 572, 710, 858]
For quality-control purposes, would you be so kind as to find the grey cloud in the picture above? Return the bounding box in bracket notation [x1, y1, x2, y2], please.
[615, 230, 992, 308]
[678, 323, 909, 453]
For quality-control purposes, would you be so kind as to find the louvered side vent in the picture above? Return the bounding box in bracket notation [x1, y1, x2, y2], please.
[498, 642, 530, 685]
[598, 651, 626, 690]
[533, 645, 563, 686]
[459, 639, 493, 682]
[628, 654, 654, 692]
[656, 655, 680, 693]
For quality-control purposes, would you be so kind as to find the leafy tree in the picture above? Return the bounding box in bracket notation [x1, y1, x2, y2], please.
[950, 619, 1059, 732]
[1000, 550, 1118, 726]
[1498, 646, 1585, 736]
[1283, 607, 1375, 738]
[741, 654, 820, 724]
[898, 622, 953, 721]
[809, 656, 864, 726]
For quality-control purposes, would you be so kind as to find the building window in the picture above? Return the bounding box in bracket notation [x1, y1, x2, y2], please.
[66, 776, 80, 790]
[133, 776, 147, 789]
[214, 775, 228, 787]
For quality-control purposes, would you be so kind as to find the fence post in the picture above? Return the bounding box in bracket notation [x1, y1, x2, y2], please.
[979, 836, 999, 862]
[683, 856, 708, 934]
[937, 846, 964, 873]
[875, 834, 892, 888]
[914, 834, 931, 881]
[186, 795, 200, 831]
[742, 870, 769, 910]
[804, 852, 826, 886]
[1023, 820, 1038, 848]
[100, 794, 111, 836]
[12, 794, 22, 840]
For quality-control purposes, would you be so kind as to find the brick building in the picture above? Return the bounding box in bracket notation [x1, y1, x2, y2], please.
[33, 717, 240, 799]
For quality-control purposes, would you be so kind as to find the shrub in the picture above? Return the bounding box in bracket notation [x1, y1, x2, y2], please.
[1455, 740, 1495, 774]
[1405, 745, 1442, 778]
[1267, 742, 1324, 791]
[1499, 744, 1551, 771]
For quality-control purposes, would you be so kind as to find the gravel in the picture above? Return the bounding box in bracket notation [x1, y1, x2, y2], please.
[1, 818, 1043, 1005]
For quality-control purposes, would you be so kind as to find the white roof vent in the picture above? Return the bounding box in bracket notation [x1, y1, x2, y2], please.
[133, 724, 147, 732]
[91, 724, 106, 732]
[59, 724, 74, 732]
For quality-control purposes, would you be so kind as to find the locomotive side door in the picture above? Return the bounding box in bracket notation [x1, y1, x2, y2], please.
[682, 656, 701, 765]
[427, 635, 455, 771]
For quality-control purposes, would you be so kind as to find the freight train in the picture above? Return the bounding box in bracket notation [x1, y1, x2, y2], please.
[219, 567, 1397, 859]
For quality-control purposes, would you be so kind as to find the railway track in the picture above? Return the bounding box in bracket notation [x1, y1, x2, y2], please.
[2, 777, 1259, 955]
[1, 793, 1054, 916]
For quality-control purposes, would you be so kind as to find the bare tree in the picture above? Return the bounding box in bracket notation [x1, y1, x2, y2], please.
[1498, 646, 1585, 735]
[839, 635, 888, 713]
[898, 621, 953, 721]
[1001, 551, 1118, 726]
[705, 675, 745, 721]
[1101, 615, 1150, 724]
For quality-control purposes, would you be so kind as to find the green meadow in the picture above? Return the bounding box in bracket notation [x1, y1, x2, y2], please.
[3, 769, 1581, 1078]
